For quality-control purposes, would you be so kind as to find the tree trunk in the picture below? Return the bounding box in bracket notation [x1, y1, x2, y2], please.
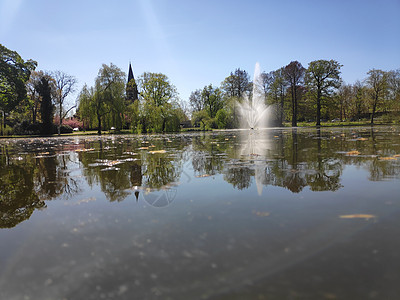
[58, 103, 62, 135]
[316, 88, 321, 126]
[292, 86, 297, 127]
[97, 114, 102, 135]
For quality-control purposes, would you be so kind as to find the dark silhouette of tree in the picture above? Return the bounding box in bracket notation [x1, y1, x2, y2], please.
[36, 75, 55, 134]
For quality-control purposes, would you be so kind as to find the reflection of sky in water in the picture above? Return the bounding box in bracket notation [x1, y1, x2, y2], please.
[1, 127, 400, 299]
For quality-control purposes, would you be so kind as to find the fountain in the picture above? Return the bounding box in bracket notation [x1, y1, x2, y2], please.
[238, 62, 271, 129]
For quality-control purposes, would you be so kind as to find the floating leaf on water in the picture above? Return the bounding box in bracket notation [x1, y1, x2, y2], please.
[378, 156, 396, 160]
[339, 214, 376, 220]
[149, 150, 166, 154]
[196, 174, 212, 178]
[75, 148, 95, 152]
[346, 150, 360, 156]
[106, 160, 124, 166]
[101, 167, 120, 171]
[123, 152, 138, 155]
[253, 210, 270, 217]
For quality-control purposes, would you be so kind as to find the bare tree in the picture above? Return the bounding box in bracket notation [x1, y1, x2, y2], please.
[52, 71, 77, 135]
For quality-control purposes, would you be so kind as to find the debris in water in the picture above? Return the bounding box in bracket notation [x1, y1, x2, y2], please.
[339, 214, 376, 220]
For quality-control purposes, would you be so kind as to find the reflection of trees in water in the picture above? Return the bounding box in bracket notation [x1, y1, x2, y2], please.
[0, 161, 44, 228]
[224, 166, 254, 190]
[1, 128, 399, 227]
[0, 144, 80, 228]
[79, 137, 188, 202]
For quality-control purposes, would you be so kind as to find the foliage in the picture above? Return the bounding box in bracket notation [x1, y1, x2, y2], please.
[77, 63, 125, 134]
[202, 84, 223, 119]
[37, 75, 55, 134]
[284, 61, 305, 127]
[215, 108, 228, 129]
[221, 68, 251, 98]
[138, 72, 178, 107]
[365, 69, 389, 124]
[0, 44, 37, 113]
[305, 59, 342, 126]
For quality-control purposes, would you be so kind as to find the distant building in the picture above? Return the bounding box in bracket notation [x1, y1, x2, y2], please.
[126, 63, 138, 103]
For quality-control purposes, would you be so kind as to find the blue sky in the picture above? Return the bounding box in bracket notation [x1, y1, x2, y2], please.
[1, 0, 399, 104]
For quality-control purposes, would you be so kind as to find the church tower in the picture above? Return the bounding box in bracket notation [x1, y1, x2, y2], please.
[126, 63, 138, 103]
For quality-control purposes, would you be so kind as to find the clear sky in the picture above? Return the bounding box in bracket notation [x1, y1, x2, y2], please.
[1, 0, 399, 104]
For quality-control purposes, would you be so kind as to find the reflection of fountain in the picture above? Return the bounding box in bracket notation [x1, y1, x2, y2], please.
[238, 62, 270, 129]
[239, 130, 272, 195]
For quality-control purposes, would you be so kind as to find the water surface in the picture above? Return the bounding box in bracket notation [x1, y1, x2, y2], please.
[1, 126, 400, 299]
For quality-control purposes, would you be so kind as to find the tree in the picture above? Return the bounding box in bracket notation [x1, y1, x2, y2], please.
[221, 68, 251, 98]
[26, 71, 47, 124]
[284, 61, 305, 127]
[365, 69, 388, 124]
[0, 44, 37, 115]
[269, 68, 287, 126]
[189, 89, 203, 112]
[336, 83, 352, 121]
[36, 75, 55, 134]
[95, 63, 125, 134]
[305, 60, 342, 126]
[352, 80, 367, 120]
[138, 72, 177, 107]
[201, 84, 223, 119]
[215, 108, 228, 129]
[138, 72, 179, 132]
[52, 70, 77, 135]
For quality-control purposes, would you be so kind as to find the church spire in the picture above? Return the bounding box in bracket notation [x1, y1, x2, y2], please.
[128, 62, 134, 83]
[126, 62, 138, 103]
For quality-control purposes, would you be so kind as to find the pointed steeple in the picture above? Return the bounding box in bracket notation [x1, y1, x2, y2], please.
[128, 62, 134, 83]
[126, 62, 138, 103]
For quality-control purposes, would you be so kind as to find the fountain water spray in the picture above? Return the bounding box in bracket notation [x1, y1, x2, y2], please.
[238, 62, 270, 129]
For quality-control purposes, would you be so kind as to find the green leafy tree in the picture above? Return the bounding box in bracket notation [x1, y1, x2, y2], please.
[137, 72, 180, 132]
[284, 61, 305, 127]
[77, 63, 125, 134]
[365, 69, 388, 124]
[202, 84, 223, 119]
[221, 68, 251, 98]
[215, 108, 228, 129]
[268, 68, 287, 126]
[0, 44, 37, 114]
[305, 59, 342, 126]
[138, 72, 177, 107]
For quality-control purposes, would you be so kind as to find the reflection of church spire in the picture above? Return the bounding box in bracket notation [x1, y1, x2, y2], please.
[126, 62, 138, 102]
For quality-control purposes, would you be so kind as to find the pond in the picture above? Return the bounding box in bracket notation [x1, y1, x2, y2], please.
[1, 126, 400, 299]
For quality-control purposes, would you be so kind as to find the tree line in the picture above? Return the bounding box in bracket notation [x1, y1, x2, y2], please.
[190, 61, 400, 128]
[1, 43, 400, 136]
